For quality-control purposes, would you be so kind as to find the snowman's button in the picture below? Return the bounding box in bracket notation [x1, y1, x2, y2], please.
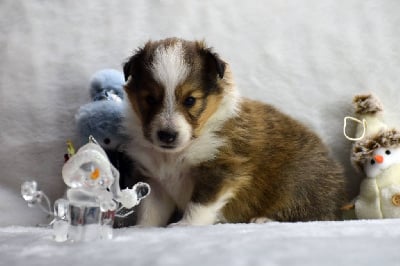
[391, 194, 400, 206]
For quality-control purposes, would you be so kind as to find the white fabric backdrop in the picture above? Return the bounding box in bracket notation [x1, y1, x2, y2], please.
[1, 0, 400, 226]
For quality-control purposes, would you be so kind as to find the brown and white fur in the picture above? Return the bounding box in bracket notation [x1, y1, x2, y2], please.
[122, 38, 346, 227]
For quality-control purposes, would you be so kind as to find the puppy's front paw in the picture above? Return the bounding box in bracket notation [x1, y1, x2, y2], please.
[249, 217, 274, 224]
[167, 221, 190, 228]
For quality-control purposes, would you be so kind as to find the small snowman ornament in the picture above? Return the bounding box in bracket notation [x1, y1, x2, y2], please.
[21, 137, 150, 241]
[21, 136, 150, 242]
[352, 130, 400, 219]
[345, 94, 400, 219]
[54, 136, 150, 242]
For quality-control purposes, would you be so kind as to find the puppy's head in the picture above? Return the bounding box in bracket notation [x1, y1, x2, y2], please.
[123, 38, 233, 152]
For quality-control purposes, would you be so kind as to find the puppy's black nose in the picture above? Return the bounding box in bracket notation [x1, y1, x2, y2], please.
[157, 130, 178, 144]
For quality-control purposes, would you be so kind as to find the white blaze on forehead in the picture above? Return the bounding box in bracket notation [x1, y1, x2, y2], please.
[151, 41, 190, 112]
[148, 42, 193, 150]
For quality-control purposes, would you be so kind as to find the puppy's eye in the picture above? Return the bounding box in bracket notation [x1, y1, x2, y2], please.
[146, 96, 157, 105]
[386, 150, 391, 155]
[103, 138, 111, 145]
[370, 159, 375, 165]
[183, 96, 196, 107]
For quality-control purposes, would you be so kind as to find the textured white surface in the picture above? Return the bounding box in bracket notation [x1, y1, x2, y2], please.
[2, 3, 400, 262]
[1, 220, 400, 266]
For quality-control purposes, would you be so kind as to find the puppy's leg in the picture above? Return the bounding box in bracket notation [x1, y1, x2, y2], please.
[249, 217, 275, 224]
[136, 180, 175, 227]
[174, 189, 234, 226]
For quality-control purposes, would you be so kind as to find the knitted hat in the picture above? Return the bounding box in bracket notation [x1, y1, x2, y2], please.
[352, 94, 387, 139]
[351, 129, 400, 172]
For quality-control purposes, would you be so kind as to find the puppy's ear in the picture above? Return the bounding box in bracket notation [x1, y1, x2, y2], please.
[122, 48, 145, 82]
[197, 41, 226, 80]
[206, 50, 226, 79]
[122, 59, 132, 81]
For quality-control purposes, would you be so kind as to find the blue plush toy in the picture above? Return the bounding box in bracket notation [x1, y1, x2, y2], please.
[89, 69, 125, 102]
[76, 101, 127, 150]
[76, 69, 128, 150]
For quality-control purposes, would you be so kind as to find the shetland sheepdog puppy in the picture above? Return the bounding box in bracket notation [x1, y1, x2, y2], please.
[122, 38, 346, 226]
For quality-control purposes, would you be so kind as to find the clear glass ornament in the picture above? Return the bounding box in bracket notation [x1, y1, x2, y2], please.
[21, 136, 150, 242]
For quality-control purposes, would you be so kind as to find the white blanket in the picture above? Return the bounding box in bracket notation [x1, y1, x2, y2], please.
[2, 220, 400, 266]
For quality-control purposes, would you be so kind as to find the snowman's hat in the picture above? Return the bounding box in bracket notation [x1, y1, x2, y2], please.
[346, 94, 394, 172]
[352, 94, 387, 139]
[351, 129, 400, 172]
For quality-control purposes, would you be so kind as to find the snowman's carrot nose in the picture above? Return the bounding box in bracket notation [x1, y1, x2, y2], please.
[90, 168, 100, 180]
[374, 155, 384, 164]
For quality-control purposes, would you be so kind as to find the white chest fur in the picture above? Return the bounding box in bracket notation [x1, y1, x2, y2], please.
[130, 145, 194, 209]
[126, 126, 228, 209]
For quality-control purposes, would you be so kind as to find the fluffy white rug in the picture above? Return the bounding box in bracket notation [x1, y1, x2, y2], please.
[2, 220, 400, 266]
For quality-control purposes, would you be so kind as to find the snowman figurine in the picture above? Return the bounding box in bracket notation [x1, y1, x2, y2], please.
[352, 130, 400, 219]
[54, 136, 150, 242]
[346, 94, 400, 219]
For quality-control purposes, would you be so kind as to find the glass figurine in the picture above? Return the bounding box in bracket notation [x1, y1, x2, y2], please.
[21, 136, 150, 242]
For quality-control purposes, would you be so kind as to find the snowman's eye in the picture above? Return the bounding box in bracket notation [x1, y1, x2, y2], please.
[385, 150, 391, 155]
[371, 159, 376, 165]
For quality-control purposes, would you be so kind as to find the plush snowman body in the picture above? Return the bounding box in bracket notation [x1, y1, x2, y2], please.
[356, 147, 400, 219]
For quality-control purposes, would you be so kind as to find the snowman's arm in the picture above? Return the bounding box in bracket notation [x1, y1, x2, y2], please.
[115, 182, 151, 209]
[341, 199, 356, 211]
[109, 163, 122, 198]
[342, 178, 379, 211]
[359, 178, 379, 201]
